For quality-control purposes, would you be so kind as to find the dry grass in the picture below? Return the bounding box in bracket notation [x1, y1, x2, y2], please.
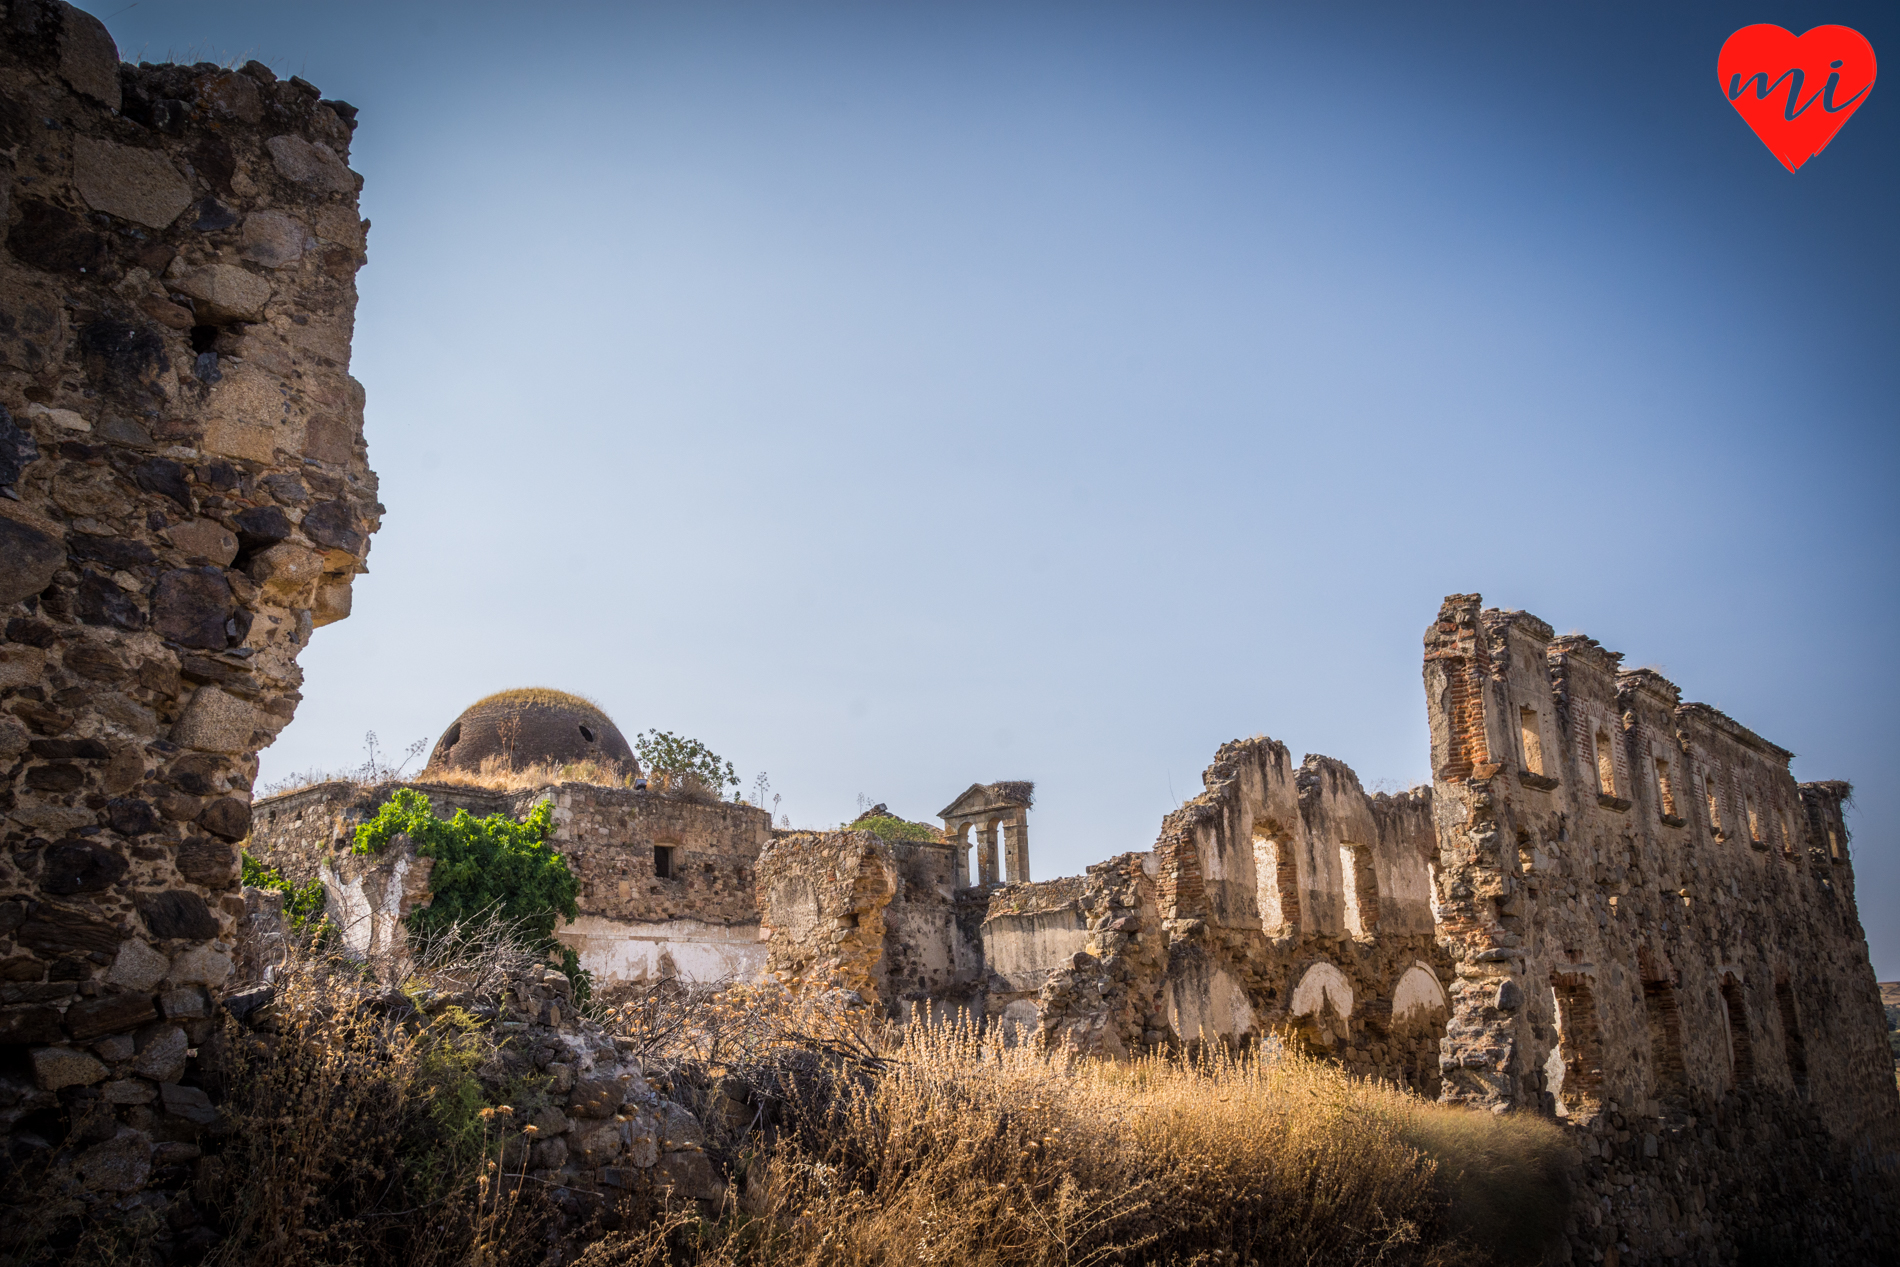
[416, 753, 639, 793]
[466, 686, 613, 719]
[5, 950, 1570, 1267]
[187, 924, 557, 1267]
[582, 1005, 1574, 1267]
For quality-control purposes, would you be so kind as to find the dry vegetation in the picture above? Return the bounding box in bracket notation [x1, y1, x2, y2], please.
[417, 754, 640, 793]
[589, 997, 1573, 1267]
[10, 935, 1573, 1267]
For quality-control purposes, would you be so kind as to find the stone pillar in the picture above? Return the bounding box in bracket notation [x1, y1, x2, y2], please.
[1002, 813, 1029, 884]
[1422, 595, 1528, 1109]
[0, 0, 376, 1198]
[976, 820, 999, 886]
[947, 820, 969, 889]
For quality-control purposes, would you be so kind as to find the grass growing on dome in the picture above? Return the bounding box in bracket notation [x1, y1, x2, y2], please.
[465, 686, 616, 723]
[420, 754, 637, 792]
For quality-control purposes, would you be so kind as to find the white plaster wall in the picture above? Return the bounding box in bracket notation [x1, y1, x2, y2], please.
[557, 915, 769, 983]
[1392, 963, 1448, 1023]
[1167, 958, 1256, 1043]
[982, 909, 1090, 990]
[1290, 960, 1355, 1021]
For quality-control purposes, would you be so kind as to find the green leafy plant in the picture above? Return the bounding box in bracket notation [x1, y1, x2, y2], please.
[634, 728, 739, 796]
[845, 814, 942, 843]
[241, 851, 328, 932]
[352, 789, 591, 1003]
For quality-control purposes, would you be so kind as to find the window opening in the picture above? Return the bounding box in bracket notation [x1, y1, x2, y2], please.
[1520, 707, 1544, 776]
[1775, 979, 1809, 1094]
[1706, 772, 1725, 836]
[1548, 973, 1605, 1118]
[1746, 794, 1761, 844]
[1339, 843, 1378, 937]
[1828, 828, 1841, 860]
[1595, 731, 1617, 797]
[1720, 974, 1756, 1085]
[1253, 833, 1299, 932]
[578, 724, 596, 743]
[1641, 970, 1687, 1096]
[1655, 758, 1678, 819]
[653, 844, 675, 880]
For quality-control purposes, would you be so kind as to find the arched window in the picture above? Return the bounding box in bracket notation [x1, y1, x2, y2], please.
[1339, 842, 1379, 937]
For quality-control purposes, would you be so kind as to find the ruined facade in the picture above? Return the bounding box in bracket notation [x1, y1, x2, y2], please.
[746, 595, 1899, 1258]
[1, 0, 376, 1200]
[247, 775, 774, 981]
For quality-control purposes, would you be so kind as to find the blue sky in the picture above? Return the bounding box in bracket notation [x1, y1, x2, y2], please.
[84, 2, 1900, 972]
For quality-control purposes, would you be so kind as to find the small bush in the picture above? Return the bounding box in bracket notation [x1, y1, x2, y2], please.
[194, 925, 553, 1267]
[844, 814, 942, 843]
[354, 788, 590, 1003]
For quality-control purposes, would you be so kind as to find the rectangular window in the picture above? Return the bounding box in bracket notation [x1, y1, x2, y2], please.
[1520, 707, 1545, 776]
[653, 844, 675, 879]
[1706, 772, 1724, 835]
[1828, 828, 1841, 860]
[1746, 795, 1761, 844]
[1595, 731, 1617, 797]
[1655, 758, 1677, 819]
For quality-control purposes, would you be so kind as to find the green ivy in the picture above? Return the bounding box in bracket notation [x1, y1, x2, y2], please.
[240, 852, 328, 932]
[352, 789, 590, 1003]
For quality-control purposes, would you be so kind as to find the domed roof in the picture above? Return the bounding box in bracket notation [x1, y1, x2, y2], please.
[428, 688, 638, 776]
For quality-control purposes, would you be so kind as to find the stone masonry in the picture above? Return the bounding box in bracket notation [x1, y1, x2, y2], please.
[1, 0, 377, 1201]
[1424, 594, 1899, 1261]
[247, 776, 774, 980]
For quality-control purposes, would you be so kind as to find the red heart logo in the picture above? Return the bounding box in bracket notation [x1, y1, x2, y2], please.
[1719, 25, 1876, 172]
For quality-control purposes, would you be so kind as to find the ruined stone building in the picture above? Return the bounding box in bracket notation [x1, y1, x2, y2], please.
[248, 688, 775, 981]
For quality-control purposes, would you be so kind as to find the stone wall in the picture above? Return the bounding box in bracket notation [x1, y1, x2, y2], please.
[1, 0, 375, 1194]
[1424, 593, 1900, 1260]
[754, 829, 896, 1002]
[246, 778, 773, 981]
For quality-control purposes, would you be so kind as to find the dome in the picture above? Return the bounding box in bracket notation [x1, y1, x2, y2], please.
[427, 688, 638, 776]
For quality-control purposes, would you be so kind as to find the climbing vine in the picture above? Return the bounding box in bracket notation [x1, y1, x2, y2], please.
[353, 788, 589, 1001]
[240, 852, 328, 933]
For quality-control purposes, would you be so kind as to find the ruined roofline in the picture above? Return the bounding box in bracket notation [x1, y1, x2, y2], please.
[937, 780, 1035, 818]
[1454, 594, 1799, 765]
[1616, 667, 1682, 707]
[1676, 701, 1795, 763]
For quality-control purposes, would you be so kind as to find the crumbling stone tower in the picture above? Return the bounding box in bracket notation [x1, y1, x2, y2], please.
[0, 0, 375, 1189]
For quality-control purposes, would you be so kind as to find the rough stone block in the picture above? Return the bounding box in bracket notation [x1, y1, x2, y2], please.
[104, 940, 170, 993]
[64, 992, 158, 1040]
[159, 1081, 218, 1125]
[32, 1044, 109, 1090]
[74, 1130, 153, 1193]
[134, 1024, 188, 1082]
[72, 138, 192, 229]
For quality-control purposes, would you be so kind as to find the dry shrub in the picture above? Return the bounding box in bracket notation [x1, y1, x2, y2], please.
[580, 1013, 1572, 1267]
[417, 754, 636, 793]
[192, 927, 555, 1267]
